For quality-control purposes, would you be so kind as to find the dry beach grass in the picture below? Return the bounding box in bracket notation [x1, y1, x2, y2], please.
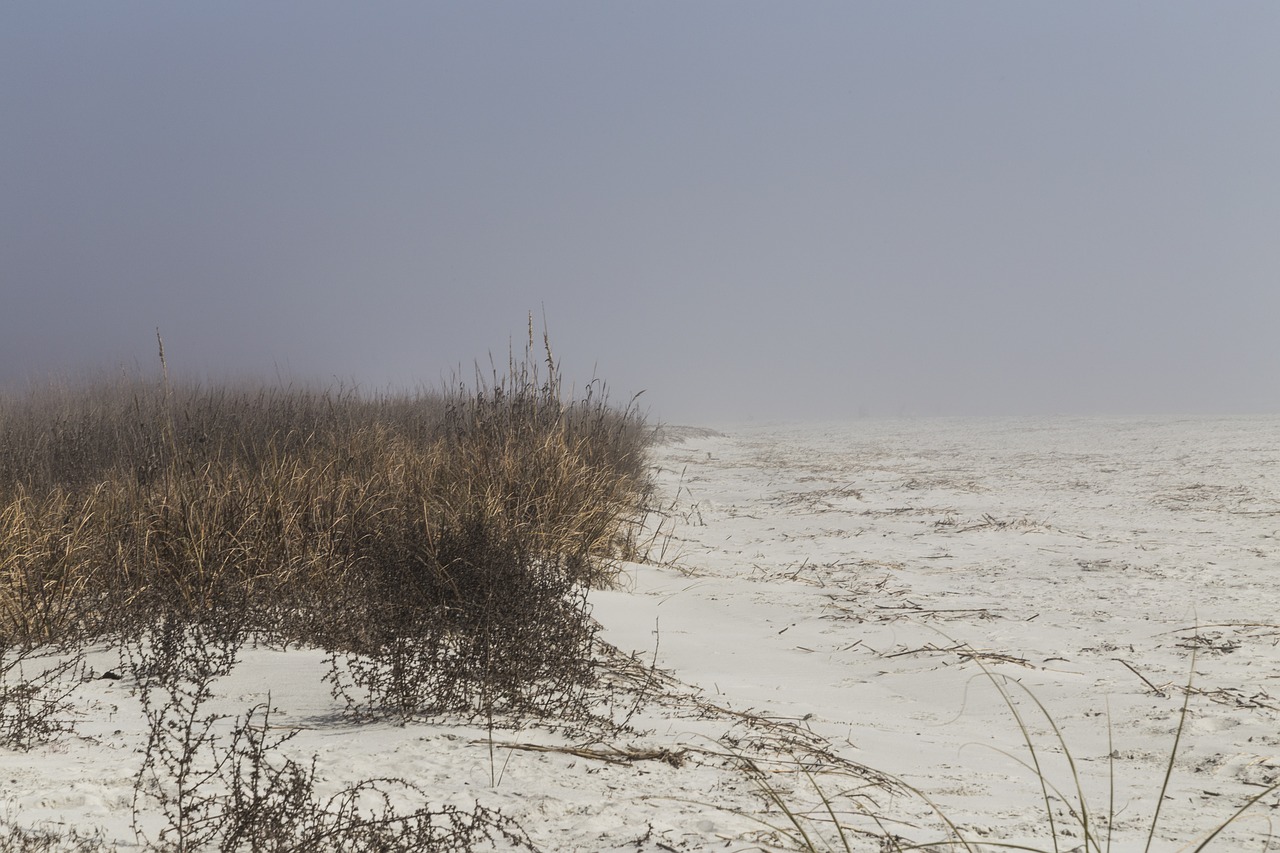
[0, 331, 653, 850]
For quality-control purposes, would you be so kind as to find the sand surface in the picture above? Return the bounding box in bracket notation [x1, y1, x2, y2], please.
[4, 416, 1280, 850]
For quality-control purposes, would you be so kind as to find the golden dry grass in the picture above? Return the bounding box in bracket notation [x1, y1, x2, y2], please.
[0, 341, 652, 663]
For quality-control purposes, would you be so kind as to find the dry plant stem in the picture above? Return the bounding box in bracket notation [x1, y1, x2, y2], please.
[695, 743, 976, 853]
[1143, 649, 1195, 853]
[1188, 780, 1280, 852]
[1113, 658, 1168, 698]
[471, 740, 687, 767]
[933, 626, 1279, 852]
[0, 821, 114, 852]
[126, 613, 246, 851]
[977, 669, 1063, 853]
[0, 642, 83, 749]
[1105, 699, 1114, 853]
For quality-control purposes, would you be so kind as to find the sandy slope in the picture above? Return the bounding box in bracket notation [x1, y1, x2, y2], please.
[4, 416, 1280, 851]
[598, 416, 1280, 850]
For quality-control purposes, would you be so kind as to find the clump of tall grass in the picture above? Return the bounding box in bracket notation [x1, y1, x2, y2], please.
[0, 329, 653, 725]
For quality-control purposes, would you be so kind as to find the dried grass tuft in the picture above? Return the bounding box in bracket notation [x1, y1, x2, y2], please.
[0, 328, 653, 726]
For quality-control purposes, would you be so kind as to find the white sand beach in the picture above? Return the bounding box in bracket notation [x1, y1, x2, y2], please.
[5, 415, 1280, 850]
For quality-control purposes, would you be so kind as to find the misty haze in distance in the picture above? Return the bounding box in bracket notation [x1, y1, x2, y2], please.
[3, 3, 1277, 425]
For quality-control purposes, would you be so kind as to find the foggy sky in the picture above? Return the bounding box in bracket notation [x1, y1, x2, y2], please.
[4, 3, 1278, 424]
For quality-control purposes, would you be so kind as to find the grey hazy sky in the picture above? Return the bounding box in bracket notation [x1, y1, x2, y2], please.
[3, 3, 1278, 423]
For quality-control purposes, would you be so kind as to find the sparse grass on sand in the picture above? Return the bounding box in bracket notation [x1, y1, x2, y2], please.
[713, 643, 1280, 853]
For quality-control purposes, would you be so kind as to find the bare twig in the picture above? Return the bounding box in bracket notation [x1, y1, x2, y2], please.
[1113, 658, 1169, 698]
